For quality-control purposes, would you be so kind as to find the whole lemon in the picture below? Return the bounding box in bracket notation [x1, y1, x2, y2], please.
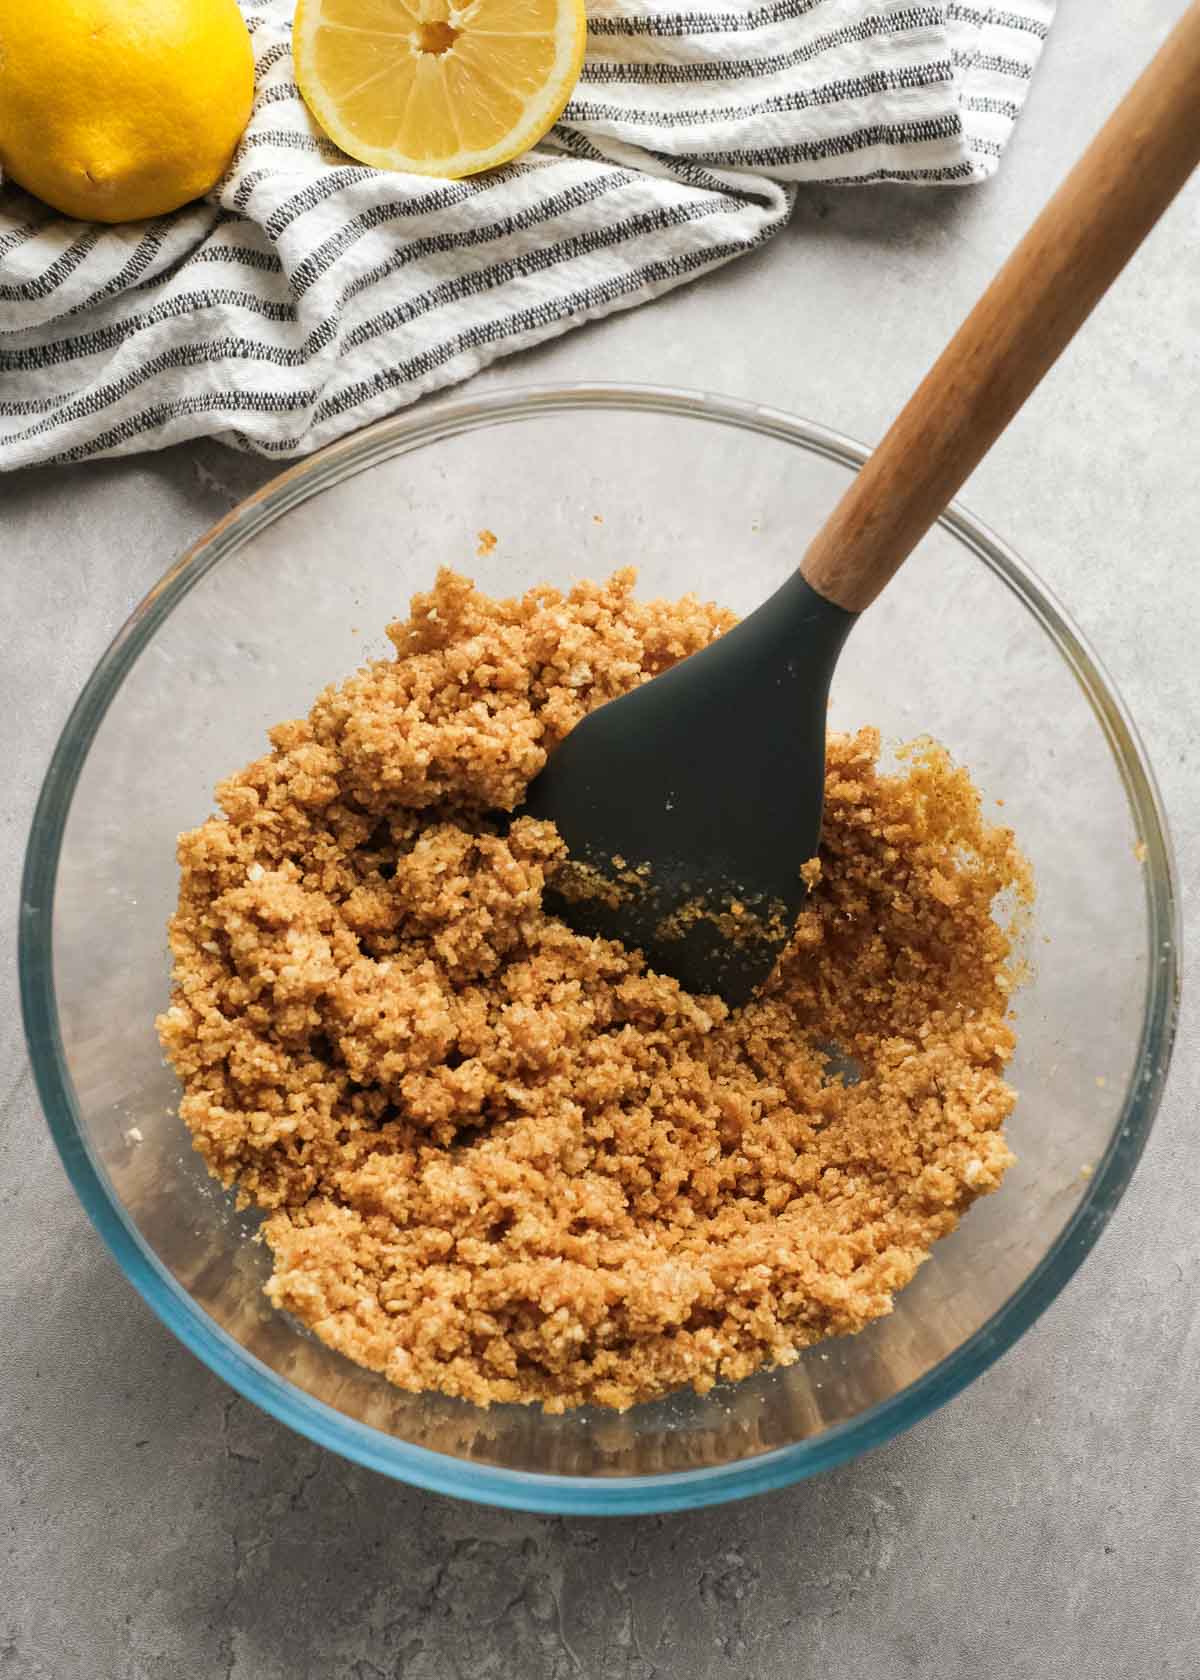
[0, 0, 254, 223]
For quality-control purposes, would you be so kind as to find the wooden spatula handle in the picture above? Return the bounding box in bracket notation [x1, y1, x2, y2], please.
[801, 1, 1200, 614]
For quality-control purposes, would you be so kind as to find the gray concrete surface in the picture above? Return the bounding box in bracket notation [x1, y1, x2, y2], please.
[3, 5, 1199, 1676]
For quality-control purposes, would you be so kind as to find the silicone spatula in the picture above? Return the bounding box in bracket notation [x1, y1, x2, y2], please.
[524, 2, 1200, 1004]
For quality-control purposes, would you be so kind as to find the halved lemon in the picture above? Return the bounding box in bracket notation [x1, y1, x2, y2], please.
[293, 0, 587, 179]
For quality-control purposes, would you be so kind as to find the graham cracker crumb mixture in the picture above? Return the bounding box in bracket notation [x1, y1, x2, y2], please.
[158, 568, 1032, 1412]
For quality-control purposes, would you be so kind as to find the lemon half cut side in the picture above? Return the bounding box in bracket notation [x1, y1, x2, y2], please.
[293, 0, 587, 180]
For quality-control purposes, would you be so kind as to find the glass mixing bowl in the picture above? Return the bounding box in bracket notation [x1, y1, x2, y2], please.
[20, 384, 1180, 1514]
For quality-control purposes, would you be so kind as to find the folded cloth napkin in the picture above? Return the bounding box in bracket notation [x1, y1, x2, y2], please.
[0, 0, 1053, 472]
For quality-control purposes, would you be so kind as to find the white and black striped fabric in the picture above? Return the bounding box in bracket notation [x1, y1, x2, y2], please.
[0, 0, 1053, 471]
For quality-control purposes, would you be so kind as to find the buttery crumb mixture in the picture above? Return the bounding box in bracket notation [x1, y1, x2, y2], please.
[158, 568, 1031, 1412]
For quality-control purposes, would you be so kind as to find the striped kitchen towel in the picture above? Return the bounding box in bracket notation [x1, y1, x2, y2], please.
[0, 0, 1054, 472]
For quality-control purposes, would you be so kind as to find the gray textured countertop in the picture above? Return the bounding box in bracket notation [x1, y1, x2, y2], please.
[4, 6, 1199, 1676]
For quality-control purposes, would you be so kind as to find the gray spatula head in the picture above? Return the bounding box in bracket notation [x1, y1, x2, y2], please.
[521, 572, 855, 1005]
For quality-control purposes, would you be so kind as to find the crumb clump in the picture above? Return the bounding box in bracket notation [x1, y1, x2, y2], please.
[158, 568, 1032, 1412]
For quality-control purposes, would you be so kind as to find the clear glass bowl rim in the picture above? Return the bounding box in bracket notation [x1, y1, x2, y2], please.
[19, 381, 1182, 1516]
